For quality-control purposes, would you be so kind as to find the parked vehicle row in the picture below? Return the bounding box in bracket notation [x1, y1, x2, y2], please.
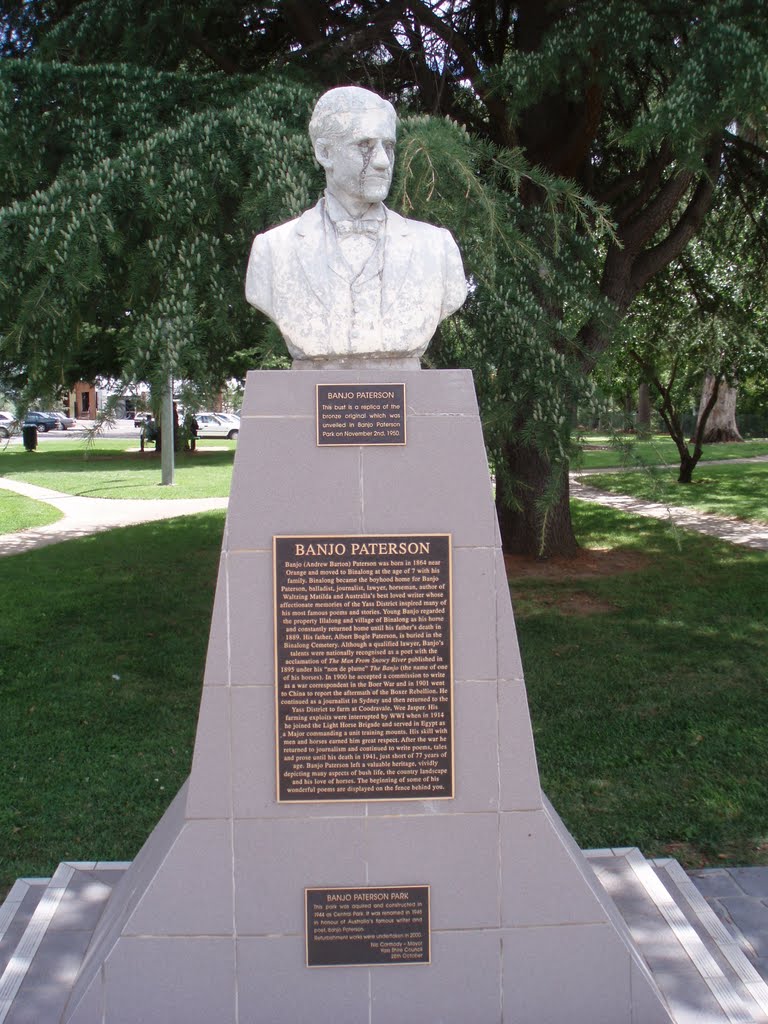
[133, 410, 241, 441]
[0, 408, 241, 440]
[0, 410, 79, 437]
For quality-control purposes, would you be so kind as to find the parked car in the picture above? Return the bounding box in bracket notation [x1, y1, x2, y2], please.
[195, 412, 239, 440]
[0, 411, 16, 438]
[22, 411, 60, 433]
[50, 412, 77, 430]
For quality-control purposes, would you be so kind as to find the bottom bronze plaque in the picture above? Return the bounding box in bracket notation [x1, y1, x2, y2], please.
[305, 886, 430, 967]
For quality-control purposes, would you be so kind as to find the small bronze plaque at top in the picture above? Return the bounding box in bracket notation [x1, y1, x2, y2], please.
[316, 383, 406, 446]
[306, 886, 430, 967]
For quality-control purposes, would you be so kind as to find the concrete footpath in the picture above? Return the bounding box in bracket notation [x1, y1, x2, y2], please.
[571, 455, 768, 551]
[571, 477, 768, 551]
[2, 459, 767, 554]
[0, 476, 228, 556]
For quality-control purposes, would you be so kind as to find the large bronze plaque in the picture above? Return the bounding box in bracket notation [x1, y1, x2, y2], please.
[274, 534, 453, 801]
[316, 384, 406, 445]
[305, 886, 430, 967]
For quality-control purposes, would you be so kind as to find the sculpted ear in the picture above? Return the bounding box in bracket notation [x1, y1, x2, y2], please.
[314, 139, 333, 170]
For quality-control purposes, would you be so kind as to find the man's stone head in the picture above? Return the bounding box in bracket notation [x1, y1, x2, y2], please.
[309, 87, 397, 210]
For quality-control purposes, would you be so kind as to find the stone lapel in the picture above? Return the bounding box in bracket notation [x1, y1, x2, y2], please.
[294, 204, 332, 307]
[381, 208, 414, 314]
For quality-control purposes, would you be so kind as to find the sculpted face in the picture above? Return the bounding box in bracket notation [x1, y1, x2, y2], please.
[315, 108, 396, 214]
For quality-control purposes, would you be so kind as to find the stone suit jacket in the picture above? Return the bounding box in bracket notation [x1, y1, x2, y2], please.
[245, 200, 467, 360]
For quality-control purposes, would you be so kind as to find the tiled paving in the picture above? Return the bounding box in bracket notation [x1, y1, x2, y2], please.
[690, 869, 768, 984]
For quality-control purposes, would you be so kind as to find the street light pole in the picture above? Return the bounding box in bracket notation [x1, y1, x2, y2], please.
[160, 372, 175, 486]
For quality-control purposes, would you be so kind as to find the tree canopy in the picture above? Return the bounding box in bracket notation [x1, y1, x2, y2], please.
[2, 1, 767, 555]
[601, 190, 768, 478]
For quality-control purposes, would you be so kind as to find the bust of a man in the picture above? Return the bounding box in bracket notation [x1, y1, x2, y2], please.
[245, 86, 467, 365]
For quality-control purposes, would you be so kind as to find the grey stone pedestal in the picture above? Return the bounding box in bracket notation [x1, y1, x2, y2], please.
[61, 369, 674, 1023]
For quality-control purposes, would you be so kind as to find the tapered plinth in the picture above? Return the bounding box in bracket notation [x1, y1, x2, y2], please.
[63, 369, 672, 1024]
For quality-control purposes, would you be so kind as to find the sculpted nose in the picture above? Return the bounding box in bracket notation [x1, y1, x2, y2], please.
[371, 141, 391, 170]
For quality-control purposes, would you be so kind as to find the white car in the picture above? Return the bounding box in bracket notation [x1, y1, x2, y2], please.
[194, 412, 239, 440]
[214, 413, 241, 428]
[0, 411, 16, 438]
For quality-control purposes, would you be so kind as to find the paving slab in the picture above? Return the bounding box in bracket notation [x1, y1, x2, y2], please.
[716, 899, 768, 961]
[690, 870, 748, 900]
[726, 870, 768, 900]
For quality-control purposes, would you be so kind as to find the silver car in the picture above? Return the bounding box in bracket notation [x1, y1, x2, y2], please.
[51, 412, 78, 430]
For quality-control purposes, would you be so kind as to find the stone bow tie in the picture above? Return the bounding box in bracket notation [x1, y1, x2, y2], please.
[335, 218, 382, 237]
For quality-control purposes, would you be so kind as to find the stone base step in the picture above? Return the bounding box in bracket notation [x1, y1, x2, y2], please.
[0, 863, 128, 1024]
[586, 848, 768, 1024]
[0, 878, 50, 981]
[1, 851, 766, 1023]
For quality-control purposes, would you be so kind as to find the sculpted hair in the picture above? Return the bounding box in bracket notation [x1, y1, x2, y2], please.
[308, 86, 396, 146]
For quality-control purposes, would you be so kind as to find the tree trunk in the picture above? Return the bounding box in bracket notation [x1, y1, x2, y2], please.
[694, 374, 742, 443]
[637, 382, 652, 436]
[495, 441, 578, 558]
[678, 449, 699, 484]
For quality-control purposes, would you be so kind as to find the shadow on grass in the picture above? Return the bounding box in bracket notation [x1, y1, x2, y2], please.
[1, 447, 235, 476]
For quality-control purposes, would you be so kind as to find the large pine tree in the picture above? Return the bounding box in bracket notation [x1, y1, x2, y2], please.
[2, 0, 767, 555]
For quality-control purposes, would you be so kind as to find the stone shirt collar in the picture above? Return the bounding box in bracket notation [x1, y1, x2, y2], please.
[322, 191, 386, 233]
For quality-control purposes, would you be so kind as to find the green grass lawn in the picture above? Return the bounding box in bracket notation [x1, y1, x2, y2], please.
[577, 435, 768, 470]
[585, 462, 768, 522]
[0, 439, 235, 499]
[0, 512, 225, 896]
[0, 493, 63, 535]
[1, 501, 766, 897]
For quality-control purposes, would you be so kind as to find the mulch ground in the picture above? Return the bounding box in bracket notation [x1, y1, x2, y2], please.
[504, 548, 648, 579]
[504, 548, 649, 616]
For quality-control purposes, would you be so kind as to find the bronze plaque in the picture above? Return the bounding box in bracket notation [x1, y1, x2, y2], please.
[305, 886, 430, 967]
[316, 384, 406, 445]
[274, 534, 453, 802]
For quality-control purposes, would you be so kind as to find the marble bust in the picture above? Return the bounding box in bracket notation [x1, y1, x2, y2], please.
[245, 86, 467, 364]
